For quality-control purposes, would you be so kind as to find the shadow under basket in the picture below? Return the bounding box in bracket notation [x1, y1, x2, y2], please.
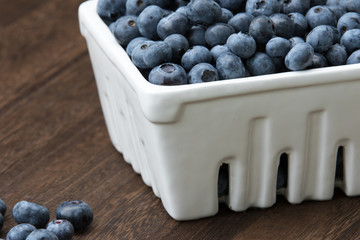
[79, 0, 360, 221]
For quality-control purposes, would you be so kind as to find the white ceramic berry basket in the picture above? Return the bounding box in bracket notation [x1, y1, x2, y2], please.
[79, 0, 360, 220]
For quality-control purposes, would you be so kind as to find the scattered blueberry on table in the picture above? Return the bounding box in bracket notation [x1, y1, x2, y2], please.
[46, 220, 74, 240]
[97, 0, 360, 85]
[56, 200, 93, 232]
[6, 223, 36, 240]
[12, 201, 50, 229]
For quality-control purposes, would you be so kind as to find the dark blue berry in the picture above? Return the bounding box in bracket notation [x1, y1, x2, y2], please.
[187, 25, 208, 47]
[326, 43, 348, 66]
[210, 45, 230, 61]
[175, 6, 188, 16]
[337, 12, 360, 35]
[217, 0, 246, 12]
[306, 25, 334, 52]
[126, 37, 150, 56]
[25, 229, 58, 240]
[289, 36, 305, 48]
[157, 12, 190, 40]
[347, 49, 360, 64]
[246, 52, 276, 76]
[188, 63, 219, 84]
[164, 34, 190, 63]
[125, 0, 151, 16]
[186, 0, 222, 25]
[308, 52, 328, 68]
[249, 15, 276, 44]
[0, 198, 6, 216]
[288, 12, 308, 37]
[0, 213, 3, 232]
[46, 220, 74, 240]
[56, 200, 93, 232]
[285, 42, 314, 70]
[305, 5, 337, 29]
[270, 13, 294, 39]
[340, 29, 360, 53]
[216, 52, 248, 80]
[327, 5, 346, 21]
[6, 223, 36, 240]
[228, 12, 254, 33]
[266, 37, 291, 58]
[148, 63, 187, 85]
[181, 46, 212, 71]
[219, 8, 234, 23]
[226, 32, 257, 59]
[97, 0, 126, 24]
[142, 41, 172, 68]
[281, 0, 310, 15]
[112, 15, 141, 47]
[13, 201, 50, 228]
[205, 23, 235, 47]
[340, 0, 360, 13]
[137, 5, 169, 40]
[246, 0, 281, 17]
[131, 40, 155, 69]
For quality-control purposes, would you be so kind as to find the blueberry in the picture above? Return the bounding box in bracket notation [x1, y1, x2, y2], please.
[326, 43, 348, 66]
[131, 40, 155, 69]
[188, 63, 219, 84]
[246, 0, 281, 17]
[210, 45, 230, 61]
[175, 6, 188, 16]
[25, 229, 58, 240]
[137, 5, 169, 40]
[157, 12, 190, 40]
[0, 213, 3, 232]
[228, 12, 255, 33]
[340, 29, 360, 53]
[347, 49, 360, 64]
[308, 52, 328, 68]
[205, 23, 235, 47]
[97, 0, 126, 24]
[226, 32, 257, 59]
[186, 0, 222, 25]
[111, 15, 141, 47]
[217, 0, 246, 12]
[310, 0, 327, 6]
[337, 12, 360, 35]
[266, 37, 291, 58]
[187, 25, 208, 47]
[148, 63, 187, 85]
[281, 0, 310, 15]
[306, 25, 334, 52]
[216, 52, 248, 80]
[305, 6, 337, 29]
[125, 0, 151, 15]
[288, 12, 308, 37]
[142, 41, 172, 68]
[289, 36, 305, 48]
[0, 198, 6, 216]
[246, 52, 276, 76]
[271, 56, 288, 73]
[6, 223, 36, 240]
[340, 0, 360, 13]
[219, 8, 234, 23]
[181, 46, 212, 71]
[56, 200, 93, 232]
[249, 15, 276, 44]
[285, 42, 314, 70]
[327, 5, 347, 21]
[270, 13, 294, 39]
[46, 220, 74, 240]
[164, 34, 190, 63]
[13, 201, 50, 228]
[126, 36, 150, 56]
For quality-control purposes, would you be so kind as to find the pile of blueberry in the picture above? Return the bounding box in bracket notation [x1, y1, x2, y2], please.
[97, 0, 360, 86]
[0, 199, 93, 240]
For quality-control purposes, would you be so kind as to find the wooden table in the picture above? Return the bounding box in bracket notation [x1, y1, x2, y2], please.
[1, 1, 360, 239]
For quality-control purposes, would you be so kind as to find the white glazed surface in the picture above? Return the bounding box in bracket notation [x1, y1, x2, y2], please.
[79, 0, 360, 220]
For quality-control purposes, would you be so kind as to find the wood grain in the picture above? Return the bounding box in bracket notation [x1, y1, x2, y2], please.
[1, 1, 360, 239]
